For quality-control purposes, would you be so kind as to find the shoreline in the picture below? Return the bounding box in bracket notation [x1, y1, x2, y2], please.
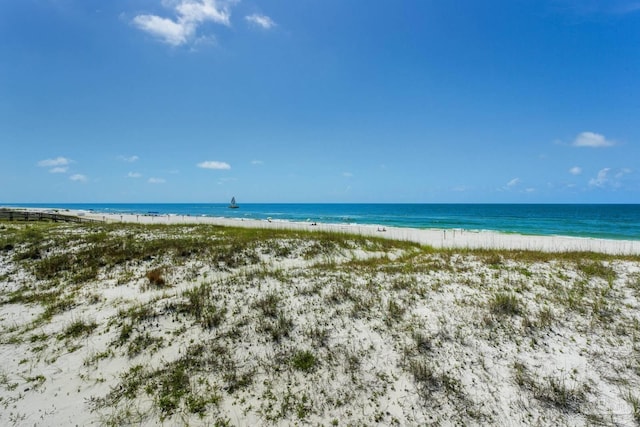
[3, 203, 639, 242]
[4, 207, 639, 255]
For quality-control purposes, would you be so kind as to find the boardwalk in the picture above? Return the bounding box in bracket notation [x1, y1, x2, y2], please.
[0, 209, 101, 223]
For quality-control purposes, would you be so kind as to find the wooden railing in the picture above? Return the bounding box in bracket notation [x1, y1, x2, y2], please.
[0, 209, 102, 223]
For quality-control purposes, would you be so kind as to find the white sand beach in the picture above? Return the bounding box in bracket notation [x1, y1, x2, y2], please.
[1, 210, 640, 426]
[76, 210, 640, 255]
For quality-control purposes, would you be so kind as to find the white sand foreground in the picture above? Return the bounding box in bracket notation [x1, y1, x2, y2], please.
[75, 210, 640, 255]
[1, 212, 640, 426]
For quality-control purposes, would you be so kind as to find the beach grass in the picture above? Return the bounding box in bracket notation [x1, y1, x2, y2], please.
[1, 220, 640, 425]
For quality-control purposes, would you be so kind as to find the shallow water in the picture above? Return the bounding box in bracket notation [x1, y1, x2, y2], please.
[7, 203, 640, 240]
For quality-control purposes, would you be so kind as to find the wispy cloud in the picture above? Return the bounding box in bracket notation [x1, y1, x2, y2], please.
[251, 160, 264, 165]
[501, 178, 535, 193]
[198, 160, 231, 170]
[119, 155, 139, 162]
[132, 0, 233, 46]
[38, 157, 70, 167]
[69, 174, 87, 182]
[191, 35, 217, 50]
[38, 156, 73, 173]
[569, 166, 582, 175]
[245, 13, 276, 29]
[572, 131, 615, 148]
[148, 177, 166, 184]
[38, 156, 72, 167]
[127, 172, 142, 178]
[506, 178, 521, 188]
[589, 168, 612, 188]
[217, 177, 237, 185]
[588, 167, 632, 188]
[342, 172, 353, 178]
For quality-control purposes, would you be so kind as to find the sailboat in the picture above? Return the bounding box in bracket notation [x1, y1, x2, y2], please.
[229, 197, 239, 209]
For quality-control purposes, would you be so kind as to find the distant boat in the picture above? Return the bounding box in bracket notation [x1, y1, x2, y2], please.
[229, 197, 239, 209]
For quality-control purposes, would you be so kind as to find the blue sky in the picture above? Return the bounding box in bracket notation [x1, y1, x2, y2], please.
[1, 0, 639, 203]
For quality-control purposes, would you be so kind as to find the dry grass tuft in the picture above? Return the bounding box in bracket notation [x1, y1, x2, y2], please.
[146, 267, 168, 288]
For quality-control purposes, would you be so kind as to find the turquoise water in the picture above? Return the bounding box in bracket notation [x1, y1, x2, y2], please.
[4, 203, 640, 240]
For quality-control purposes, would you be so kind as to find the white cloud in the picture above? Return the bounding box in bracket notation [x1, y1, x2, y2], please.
[177, 0, 232, 24]
[38, 156, 72, 167]
[148, 177, 166, 184]
[589, 168, 611, 188]
[573, 131, 615, 148]
[198, 160, 231, 170]
[245, 13, 276, 29]
[616, 168, 632, 178]
[506, 178, 520, 188]
[251, 160, 264, 165]
[38, 157, 75, 174]
[119, 155, 139, 162]
[501, 178, 535, 193]
[569, 166, 582, 175]
[69, 174, 87, 182]
[132, 0, 233, 46]
[588, 168, 631, 188]
[342, 172, 353, 178]
[127, 172, 142, 178]
[133, 14, 192, 46]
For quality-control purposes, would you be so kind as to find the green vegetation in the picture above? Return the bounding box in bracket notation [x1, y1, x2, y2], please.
[58, 318, 97, 340]
[513, 362, 588, 413]
[253, 292, 281, 318]
[489, 292, 522, 316]
[93, 340, 247, 420]
[623, 389, 640, 423]
[1, 220, 639, 425]
[291, 350, 317, 372]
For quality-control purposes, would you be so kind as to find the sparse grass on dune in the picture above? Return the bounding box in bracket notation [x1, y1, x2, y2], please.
[1, 220, 640, 425]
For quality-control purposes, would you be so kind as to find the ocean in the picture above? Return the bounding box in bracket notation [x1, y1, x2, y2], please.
[4, 203, 640, 241]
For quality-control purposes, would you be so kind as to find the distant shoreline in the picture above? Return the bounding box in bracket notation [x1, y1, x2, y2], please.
[3, 202, 640, 241]
[3, 206, 639, 255]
